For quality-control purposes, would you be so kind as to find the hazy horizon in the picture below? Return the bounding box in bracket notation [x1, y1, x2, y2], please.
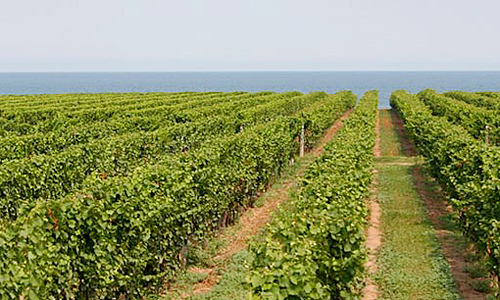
[2, 70, 500, 74]
[2, 0, 500, 72]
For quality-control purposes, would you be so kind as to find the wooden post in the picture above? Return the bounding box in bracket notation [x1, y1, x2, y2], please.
[486, 125, 490, 145]
[300, 124, 305, 157]
[179, 245, 188, 267]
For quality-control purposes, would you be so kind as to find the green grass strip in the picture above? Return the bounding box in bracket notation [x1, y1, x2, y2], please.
[379, 109, 403, 156]
[375, 164, 460, 300]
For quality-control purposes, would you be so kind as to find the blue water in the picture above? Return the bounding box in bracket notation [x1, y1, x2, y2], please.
[1, 72, 499, 108]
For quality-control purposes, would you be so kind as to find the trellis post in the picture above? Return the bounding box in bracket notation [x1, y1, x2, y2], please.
[300, 124, 305, 157]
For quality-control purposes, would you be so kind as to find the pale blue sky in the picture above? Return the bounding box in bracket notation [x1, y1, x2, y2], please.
[1, 0, 499, 71]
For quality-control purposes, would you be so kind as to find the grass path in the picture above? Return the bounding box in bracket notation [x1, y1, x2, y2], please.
[373, 109, 485, 300]
[162, 110, 353, 299]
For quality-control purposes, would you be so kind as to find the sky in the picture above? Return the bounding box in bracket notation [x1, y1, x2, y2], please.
[1, 0, 499, 72]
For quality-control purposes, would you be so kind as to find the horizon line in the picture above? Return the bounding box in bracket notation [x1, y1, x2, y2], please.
[1, 70, 500, 73]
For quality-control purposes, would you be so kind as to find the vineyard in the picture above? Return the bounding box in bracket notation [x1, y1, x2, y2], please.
[0, 89, 499, 299]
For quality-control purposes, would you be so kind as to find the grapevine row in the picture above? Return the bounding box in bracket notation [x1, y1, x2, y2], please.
[477, 92, 500, 98]
[0, 92, 298, 162]
[0, 92, 251, 137]
[248, 91, 377, 299]
[0, 92, 329, 220]
[444, 91, 500, 111]
[0, 92, 214, 110]
[418, 89, 500, 145]
[391, 90, 500, 280]
[0, 92, 215, 127]
[0, 91, 356, 298]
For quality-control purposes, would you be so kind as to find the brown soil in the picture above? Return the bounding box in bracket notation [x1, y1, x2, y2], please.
[390, 110, 418, 157]
[412, 167, 486, 300]
[188, 109, 353, 296]
[363, 280, 379, 300]
[365, 198, 381, 271]
[363, 182, 382, 300]
[363, 110, 382, 300]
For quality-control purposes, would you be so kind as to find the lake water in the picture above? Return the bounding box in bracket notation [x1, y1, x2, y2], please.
[1, 72, 499, 108]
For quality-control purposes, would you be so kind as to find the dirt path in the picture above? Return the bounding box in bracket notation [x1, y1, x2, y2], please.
[363, 110, 382, 300]
[187, 109, 353, 296]
[363, 181, 381, 300]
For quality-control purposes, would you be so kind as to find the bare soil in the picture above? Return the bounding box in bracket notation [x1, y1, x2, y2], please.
[363, 183, 382, 300]
[365, 195, 382, 260]
[363, 110, 381, 300]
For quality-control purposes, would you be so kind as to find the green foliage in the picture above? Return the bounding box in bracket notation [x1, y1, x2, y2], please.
[0, 92, 313, 219]
[247, 91, 377, 299]
[391, 90, 500, 280]
[418, 89, 500, 145]
[444, 91, 500, 111]
[0, 92, 240, 136]
[0, 91, 356, 298]
[477, 91, 500, 99]
[0, 92, 278, 161]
